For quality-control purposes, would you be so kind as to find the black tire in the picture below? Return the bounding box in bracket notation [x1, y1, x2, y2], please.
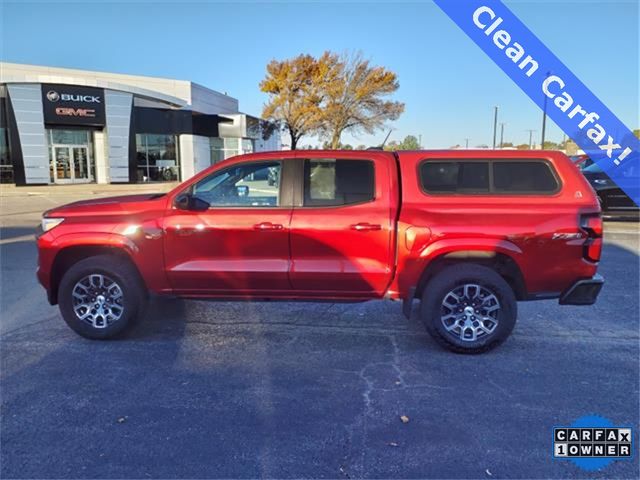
[420, 264, 517, 354]
[58, 254, 147, 339]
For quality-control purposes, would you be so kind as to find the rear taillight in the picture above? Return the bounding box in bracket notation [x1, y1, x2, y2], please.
[580, 214, 603, 262]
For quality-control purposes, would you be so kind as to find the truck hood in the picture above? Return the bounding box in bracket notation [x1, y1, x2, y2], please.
[44, 193, 167, 217]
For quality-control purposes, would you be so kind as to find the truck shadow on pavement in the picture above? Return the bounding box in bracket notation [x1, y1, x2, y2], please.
[0, 226, 36, 243]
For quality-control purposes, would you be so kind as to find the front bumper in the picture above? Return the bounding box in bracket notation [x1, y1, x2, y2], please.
[559, 274, 604, 305]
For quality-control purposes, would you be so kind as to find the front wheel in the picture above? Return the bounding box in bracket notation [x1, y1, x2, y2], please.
[58, 255, 147, 339]
[420, 264, 517, 354]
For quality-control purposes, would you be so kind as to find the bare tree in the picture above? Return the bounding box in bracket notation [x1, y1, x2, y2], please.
[320, 52, 405, 149]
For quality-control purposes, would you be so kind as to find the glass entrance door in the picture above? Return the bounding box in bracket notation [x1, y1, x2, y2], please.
[50, 145, 92, 183]
[53, 147, 72, 182]
[72, 147, 90, 181]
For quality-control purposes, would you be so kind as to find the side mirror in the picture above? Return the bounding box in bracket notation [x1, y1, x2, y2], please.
[174, 193, 191, 210]
[236, 185, 249, 197]
[173, 193, 210, 211]
[190, 196, 210, 211]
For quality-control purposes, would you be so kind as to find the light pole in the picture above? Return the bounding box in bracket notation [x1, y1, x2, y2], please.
[499, 122, 506, 148]
[526, 129, 536, 149]
[541, 71, 551, 149]
[492, 106, 499, 149]
[464, 138, 470, 149]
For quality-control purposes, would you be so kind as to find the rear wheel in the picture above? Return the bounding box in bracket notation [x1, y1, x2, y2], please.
[420, 264, 517, 353]
[58, 255, 147, 339]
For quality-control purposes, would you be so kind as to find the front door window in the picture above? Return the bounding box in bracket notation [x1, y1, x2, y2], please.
[192, 161, 281, 207]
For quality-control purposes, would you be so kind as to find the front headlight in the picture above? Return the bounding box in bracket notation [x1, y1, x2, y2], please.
[594, 179, 608, 185]
[42, 217, 64, 232]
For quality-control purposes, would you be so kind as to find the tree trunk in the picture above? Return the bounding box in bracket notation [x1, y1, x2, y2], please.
[330, 130, 342, 149]
[289, 127, 298, 150]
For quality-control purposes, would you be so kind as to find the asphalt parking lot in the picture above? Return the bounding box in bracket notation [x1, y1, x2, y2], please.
[1, 188, 638, 479]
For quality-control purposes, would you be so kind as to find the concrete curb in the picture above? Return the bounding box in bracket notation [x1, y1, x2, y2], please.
[0, 183, 178, 197]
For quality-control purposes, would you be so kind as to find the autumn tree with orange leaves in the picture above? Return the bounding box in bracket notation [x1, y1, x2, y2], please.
[260, 53, 338, 150]
[260, 52, 404, 149]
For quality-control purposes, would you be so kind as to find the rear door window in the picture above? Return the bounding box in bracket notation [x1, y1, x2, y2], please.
[303, 159, 374, 206]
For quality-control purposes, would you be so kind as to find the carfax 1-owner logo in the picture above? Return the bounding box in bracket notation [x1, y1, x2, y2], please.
[553, 415, 634, 471]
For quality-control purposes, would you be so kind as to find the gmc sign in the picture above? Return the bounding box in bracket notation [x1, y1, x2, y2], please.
[42, 84, 106, 126]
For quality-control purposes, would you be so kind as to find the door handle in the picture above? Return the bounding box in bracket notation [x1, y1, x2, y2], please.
[351, 222, 382, 231]
[254, 222, 284, 231]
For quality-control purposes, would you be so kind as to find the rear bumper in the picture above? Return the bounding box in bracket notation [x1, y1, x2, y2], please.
[559, 274, 604, 305]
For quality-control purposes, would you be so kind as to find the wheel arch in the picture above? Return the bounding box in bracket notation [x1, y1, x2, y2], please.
[50, 245, 145, 305]
[415, 249, 527, 301]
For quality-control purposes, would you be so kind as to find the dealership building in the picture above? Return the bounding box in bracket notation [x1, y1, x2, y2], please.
[0, 62, 280, 185]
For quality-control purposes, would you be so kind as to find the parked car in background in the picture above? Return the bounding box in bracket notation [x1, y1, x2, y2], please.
[582, 162, 639, 217]
[36, 150, 604, 353]
[570, 154, 594, 170]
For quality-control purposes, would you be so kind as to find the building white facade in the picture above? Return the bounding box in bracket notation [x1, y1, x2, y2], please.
[0, 62, 280, 185]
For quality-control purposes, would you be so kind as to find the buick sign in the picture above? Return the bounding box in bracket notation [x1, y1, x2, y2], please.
[41, 84, 106, 126]
[46, 90, 101, 103]
[46, 90, 60, 102]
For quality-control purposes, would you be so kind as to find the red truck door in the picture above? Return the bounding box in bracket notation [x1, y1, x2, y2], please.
[163, 159, 293, 294]
[288, 153, 398, 297]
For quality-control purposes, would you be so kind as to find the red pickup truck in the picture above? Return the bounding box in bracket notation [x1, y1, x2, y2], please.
[36, 150, 604, 353]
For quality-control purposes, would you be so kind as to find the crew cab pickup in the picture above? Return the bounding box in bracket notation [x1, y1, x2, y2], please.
[36, 150, 604, 353]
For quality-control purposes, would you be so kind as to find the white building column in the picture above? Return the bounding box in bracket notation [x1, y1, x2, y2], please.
[6, 84, 49, 184]
[93, 130, 108, 184]
[104, 90, 132, 182]
[179, 134, 211, 180]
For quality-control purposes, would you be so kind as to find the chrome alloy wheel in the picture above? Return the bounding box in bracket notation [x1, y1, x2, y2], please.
[71, 274, 124, 329]
[440, 284, 500, 342]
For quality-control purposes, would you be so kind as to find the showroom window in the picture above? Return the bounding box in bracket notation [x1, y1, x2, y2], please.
[50, 129, 92, 145]
[242, 138, 254, 154]
[0, 92, 12, 184]
[210, 137, 254, 164]
[136, 134, 179, 182]
[0, 126, 11, 184]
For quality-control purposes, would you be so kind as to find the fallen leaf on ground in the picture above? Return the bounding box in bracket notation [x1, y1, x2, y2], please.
[400, 415, 409, 423]
[485, 469, 492, 476]
[387, 442, 399, 447]
[116, 417, 127, 424]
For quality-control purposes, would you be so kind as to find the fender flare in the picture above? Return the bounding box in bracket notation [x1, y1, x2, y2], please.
[419, 237, 523, 262]
[47, 233, 142, 304]
[50, 232, 139, 255]
[411, 237, 527, 299]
